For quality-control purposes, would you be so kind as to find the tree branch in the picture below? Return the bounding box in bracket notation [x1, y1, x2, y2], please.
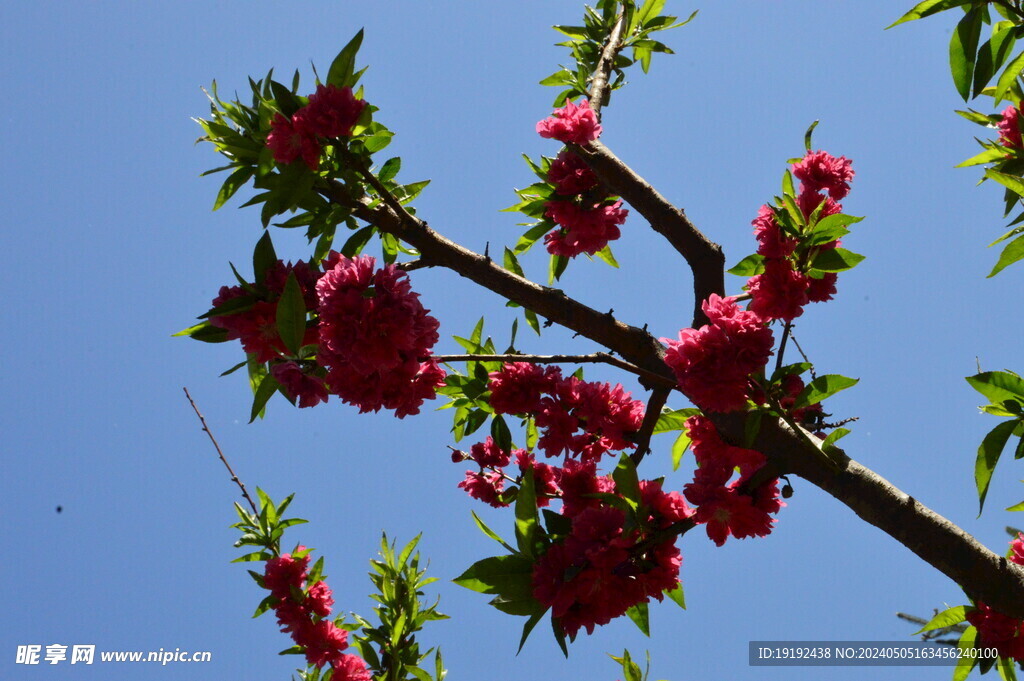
[432, 352, 675, 389]
[588, 8, 628, 118]
[630, 386, 671, 467]
[713, 411, 1024, 618]
[572, 140, 725, 327]
[183, 387, 259, 515]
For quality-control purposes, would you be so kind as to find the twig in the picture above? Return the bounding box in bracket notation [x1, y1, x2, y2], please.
[588, 8, 628, 118]
[774, 321, 793, 375]
[183, 387, 259, 515]
[630, 386, 671, 466]
[431, 352, 676, 389]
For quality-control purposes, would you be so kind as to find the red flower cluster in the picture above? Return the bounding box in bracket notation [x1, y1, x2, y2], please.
[547, 149, 598, 195]
[488, 362, 645, 462]
[682, 416, 783, 546]
[531, 477, 691, 638]
[967, 533, 1024, 662]
[262, 547, 370, 679]
[662, 294, 774, 412]
[316, 253, 445, 418]
[746, 150, 853, 321]
[998, 104, 1024, 150]
[209, 260, 322, 363]
[266, 84, 367, 169]
[544, 199, 628, 258]
[208, 253, 444, 417]
[536, 99, 602, 145]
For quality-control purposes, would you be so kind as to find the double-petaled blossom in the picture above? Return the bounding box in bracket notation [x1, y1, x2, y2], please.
[536, 99, 602, 145]
[663, 295, 774, 412]
[316, 253, 445, 418]
[271, 362, 330, 408]
[746, 259, 811, 322]
[261, 548, 369, 676]
[544, 199, 628, 257]
[265, 84, 366, 169]
[548, 149, 599, 195]
[681, 416, 783, 546]
[791, 150, 855, 201]
[999, 104, 1024, 150]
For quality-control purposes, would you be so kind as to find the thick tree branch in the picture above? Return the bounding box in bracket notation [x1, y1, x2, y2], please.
[572, 141, 725, 327]
[714, 411, 1024, 618]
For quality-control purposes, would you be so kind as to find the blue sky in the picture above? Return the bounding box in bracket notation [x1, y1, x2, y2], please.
[2, 2, 1021, 680]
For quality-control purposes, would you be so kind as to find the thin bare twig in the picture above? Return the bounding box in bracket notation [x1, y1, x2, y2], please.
[630, 386, 672, 466]
[431, 352, 675, 389]
[183, 387, 259, 515]
[588, 9, 628, 118]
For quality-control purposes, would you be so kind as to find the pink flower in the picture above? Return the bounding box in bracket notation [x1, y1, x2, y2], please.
[488, 362, 561, 415]
[1012, 533, 1024, 566]
[458, 470, 507, 507]
[316, 253, 445, 418]
[305, 84, 366, 138]
[548, 149, 599, 195]
[662, 295, 774, 412]
[999, 104, 1024, 150]
[544, 199, 628, 257]
[752, 205, 797, 258]
[306, 581, 334, 618]
[333, 654, 372, 681]
[747, 258, 811, 322]
[536, 99, 602, 145]
[516, 450, 561, 507]
[271, 362, 329, 408]
[468, 436, 512, 468]
[796, 190, 841, 221]
[806, 272, 838, 303]
[297, 619, 349, 668]
[692, 487, 774, 546]
[966, 603, 1024, 662]
[266, 112, 321, 169]
[792, 150, 854, 201]
[264, 549, 310, 599]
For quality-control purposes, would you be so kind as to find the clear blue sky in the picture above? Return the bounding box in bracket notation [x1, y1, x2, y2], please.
[2, 2, 1019, 680]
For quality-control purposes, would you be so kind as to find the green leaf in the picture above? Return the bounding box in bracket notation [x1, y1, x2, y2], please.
[913, 605, 968, 634]
[989, 233, 1024, 276]
[966, 371, 1024, 403]
[976, 419, 1019, 514]
[470, 510, 516, 553]
[594, 245, 619, 268]
[517, 610, 546, 654]
[671, 431, 690, 471]
[949, 7, 983, 101]
[548, 253, 569, 283]
[490, 414, 513, 452]
[249, 374, 280, 423]
[515, 468, 539, 557]
[727, 253, 766, 277]
[340, 225, 376, 257]
[252, 231, 277, 287]
[973, 22, 1018, 98]
[792, 374, 859, 408]
[551, 616, 569, 657]
[821, 427, 851, 455]
[378, 156, 401, 183]
[327, 29, 365, 89]
[625, 602, 650, 636]
[513, 222, 553, 255]
[275, 272, 306, 355]
[172, 321, 229, 343]
[665, 583, 686, 609]
[953, 626, 979, 681]
[213, 166, 254, 211]
[804, 120, 819, 152]
[503, 247, 525, 277]
[887, 0, 972, 29]
[612, 453, 641, 506]
[956, 145, 1011, 167]
[994, 49, 1024, 104]
[809, 247, 866, 273]
[452, 554, 535, 599]
[998, 654, 1018, 681]
[985, 169, 1024, 198]
[653, 408, 699, 434]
